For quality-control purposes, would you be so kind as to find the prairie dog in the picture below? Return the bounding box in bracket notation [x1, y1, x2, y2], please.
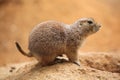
[15, 18, 101, 66]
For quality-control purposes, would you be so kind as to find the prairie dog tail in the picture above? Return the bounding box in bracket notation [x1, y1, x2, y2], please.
[15, 42, 33, 57]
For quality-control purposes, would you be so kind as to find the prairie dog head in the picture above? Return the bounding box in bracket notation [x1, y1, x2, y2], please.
[74, 18, 101, 36]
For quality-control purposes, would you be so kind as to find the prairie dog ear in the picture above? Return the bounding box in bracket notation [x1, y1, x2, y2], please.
[79, 24, 82, 27]
[79, 21, 83, 26]
[78, 21, 86, 28]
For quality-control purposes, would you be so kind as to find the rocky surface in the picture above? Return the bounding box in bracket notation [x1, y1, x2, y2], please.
[1, 52, 120, 80]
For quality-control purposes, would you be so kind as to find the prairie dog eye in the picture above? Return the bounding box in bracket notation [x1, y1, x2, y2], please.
[87, 21, 93, 24]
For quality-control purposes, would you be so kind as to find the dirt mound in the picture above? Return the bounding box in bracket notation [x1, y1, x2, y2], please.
[1, 52, 120, 80]
[79, 52, 120, 73]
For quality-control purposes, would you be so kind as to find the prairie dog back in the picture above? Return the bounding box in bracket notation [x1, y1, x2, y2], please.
[29, 21, 67, 55]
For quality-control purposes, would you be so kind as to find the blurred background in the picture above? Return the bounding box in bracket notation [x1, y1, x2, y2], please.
[0, 0, 120, 66]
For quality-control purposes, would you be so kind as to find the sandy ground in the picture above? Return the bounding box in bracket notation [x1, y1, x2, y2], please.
[0, 52, 120, 80]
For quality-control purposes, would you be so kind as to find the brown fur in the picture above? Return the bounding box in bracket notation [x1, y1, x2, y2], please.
[15, 18, 101, 66]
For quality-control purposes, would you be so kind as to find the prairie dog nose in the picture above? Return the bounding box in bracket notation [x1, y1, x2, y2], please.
[97, 24, 101, 28]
